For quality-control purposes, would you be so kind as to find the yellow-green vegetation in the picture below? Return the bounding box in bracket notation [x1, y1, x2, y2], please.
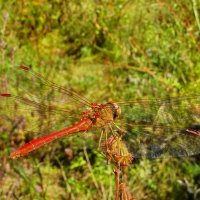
[0, 1, 200, 200]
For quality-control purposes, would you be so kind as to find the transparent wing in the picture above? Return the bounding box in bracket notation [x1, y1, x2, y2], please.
[5, 66, 91, 106]
[117, 95, 200, 158]
[0, 95, 87, 149]
[0, 66, 91, 143]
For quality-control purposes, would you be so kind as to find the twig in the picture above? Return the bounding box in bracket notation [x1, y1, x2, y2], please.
[83, 145, 100, 192]
[104, 60, 156, 77]
[104, 60, 181, 90]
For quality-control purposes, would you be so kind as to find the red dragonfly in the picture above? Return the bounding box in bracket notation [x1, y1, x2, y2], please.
[1, 66, 200, 164]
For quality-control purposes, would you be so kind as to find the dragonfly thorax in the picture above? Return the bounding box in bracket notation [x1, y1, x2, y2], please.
[83, 102, 121, 127]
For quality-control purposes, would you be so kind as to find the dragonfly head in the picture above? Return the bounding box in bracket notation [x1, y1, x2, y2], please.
[106, 102, 121, 120]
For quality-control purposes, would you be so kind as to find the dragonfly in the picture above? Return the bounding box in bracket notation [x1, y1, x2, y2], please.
[1, 66, 200, 166]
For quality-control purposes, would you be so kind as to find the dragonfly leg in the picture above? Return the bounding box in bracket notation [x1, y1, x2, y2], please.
[98, 129, 104, 150]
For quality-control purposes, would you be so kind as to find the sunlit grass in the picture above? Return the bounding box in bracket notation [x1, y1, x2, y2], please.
[0, 0, 200, 199]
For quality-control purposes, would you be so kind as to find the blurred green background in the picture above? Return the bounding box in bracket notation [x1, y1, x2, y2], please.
[0, 0, 200, 200]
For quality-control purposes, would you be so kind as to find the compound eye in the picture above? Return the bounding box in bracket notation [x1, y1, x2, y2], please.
[113, 103, 121, 119]
[106, 102, 121, 119]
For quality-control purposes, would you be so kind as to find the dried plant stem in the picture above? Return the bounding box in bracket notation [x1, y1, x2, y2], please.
[114, 166, 120, 200]
[192, 0, 200, 32]
[114, 164, 134, 200]
[83, 146, 100, 192]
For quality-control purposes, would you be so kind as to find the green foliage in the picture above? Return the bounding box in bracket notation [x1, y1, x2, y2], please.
[0, 0, 200, 200]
